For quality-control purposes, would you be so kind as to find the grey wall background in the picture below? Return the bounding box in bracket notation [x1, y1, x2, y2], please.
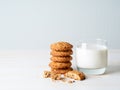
[0, 0, 120, 50]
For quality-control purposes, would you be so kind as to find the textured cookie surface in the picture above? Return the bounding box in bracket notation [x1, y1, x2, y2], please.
[65, 70, 85, 80]
[50, 50, 73, 56]
[50, 41, 73, 51]
[51, 68, 73, 74]
[50, 56, 72, 63]
[49, 61, 71, 69]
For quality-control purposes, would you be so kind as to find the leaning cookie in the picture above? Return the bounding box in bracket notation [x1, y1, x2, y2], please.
[65, 70, 85, 80]
[49, 61, 72, 69]
[50, 56, 72, 63]
[50, 50, 73, 57]
[50, 41, 73, 51]
[51, 68, 73, 74]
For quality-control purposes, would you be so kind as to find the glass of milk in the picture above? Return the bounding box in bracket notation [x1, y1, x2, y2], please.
[76, 39, 108, 75]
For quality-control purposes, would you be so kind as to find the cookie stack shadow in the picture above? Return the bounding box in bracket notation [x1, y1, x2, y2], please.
[49, 42, 73, 74]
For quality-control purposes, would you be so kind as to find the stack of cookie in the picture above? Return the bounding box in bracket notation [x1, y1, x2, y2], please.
[49, 41, 73, 74]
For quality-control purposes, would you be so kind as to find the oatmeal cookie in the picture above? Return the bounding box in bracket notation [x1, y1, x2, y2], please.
[50, 50, 73, 56]
[65, 70, 85, 80]
[50, 56, 72, 63]
[50, 41, 73, 51]
[49, 61, 72, 69]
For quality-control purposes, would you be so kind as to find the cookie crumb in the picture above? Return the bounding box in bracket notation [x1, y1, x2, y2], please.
[61, 78, 66, 82]
[68, 80, 75, 83]
[43, 71, 51, 78]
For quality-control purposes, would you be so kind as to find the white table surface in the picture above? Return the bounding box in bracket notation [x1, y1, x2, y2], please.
[0, 50, 120, 90]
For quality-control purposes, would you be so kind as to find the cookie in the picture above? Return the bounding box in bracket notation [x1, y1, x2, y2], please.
[49, 61, 72, 69]
[50, 50, 73, 56]
[51, 68, 73, 74]
[50, 56, 72, 63]
[50, 41, 73, 51]
[65, 70, 85, 80]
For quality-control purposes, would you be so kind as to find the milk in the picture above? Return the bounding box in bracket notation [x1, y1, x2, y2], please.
[76, 41, 108, 75]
